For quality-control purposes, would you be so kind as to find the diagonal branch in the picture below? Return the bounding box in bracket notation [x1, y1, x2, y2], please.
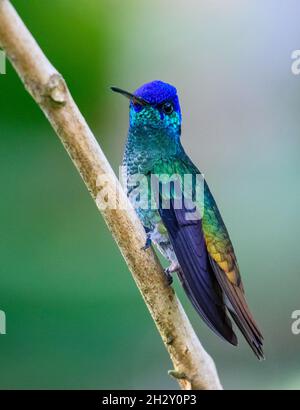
[0, 0, 222, 390]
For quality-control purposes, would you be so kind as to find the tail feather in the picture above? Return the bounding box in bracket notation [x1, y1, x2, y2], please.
[229, 310, 264, 360]
[209, 256, 264, 360]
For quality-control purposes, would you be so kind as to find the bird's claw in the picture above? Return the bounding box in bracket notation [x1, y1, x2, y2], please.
[164, 261, 180, 286]
[141, 235, 152, 251]
[164, 268, 173, 286]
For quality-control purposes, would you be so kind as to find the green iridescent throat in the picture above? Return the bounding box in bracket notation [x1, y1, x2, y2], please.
[124, 105, 183, 175]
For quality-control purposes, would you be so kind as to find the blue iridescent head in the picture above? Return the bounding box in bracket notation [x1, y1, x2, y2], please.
[111, 80, 181, 135]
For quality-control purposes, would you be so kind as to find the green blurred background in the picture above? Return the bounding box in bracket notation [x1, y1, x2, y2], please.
[0, 0, 299, 389]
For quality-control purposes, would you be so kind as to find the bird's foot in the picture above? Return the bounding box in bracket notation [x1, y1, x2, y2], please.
[141, 234, 152, 251]
[164, 261, 180, 286]
[164, 269, 173, 286]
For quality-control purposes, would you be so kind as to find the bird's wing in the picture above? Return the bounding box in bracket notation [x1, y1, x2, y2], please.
[159, 195, 238, 345]
[153, 156, 264, 358]
[202, 182, 264, 359]
[151, 159, 237, 345]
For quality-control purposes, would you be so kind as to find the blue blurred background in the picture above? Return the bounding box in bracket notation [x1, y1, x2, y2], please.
[0, 0, 299, 389]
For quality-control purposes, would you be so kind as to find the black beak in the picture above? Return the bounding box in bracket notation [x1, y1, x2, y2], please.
[110, 86, 150, 106]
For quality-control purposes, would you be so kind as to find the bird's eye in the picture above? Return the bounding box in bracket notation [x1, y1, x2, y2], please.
[162, 102, 174, 115]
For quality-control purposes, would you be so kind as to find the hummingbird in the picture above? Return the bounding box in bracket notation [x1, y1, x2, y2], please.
[111, 80, 264, 359]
